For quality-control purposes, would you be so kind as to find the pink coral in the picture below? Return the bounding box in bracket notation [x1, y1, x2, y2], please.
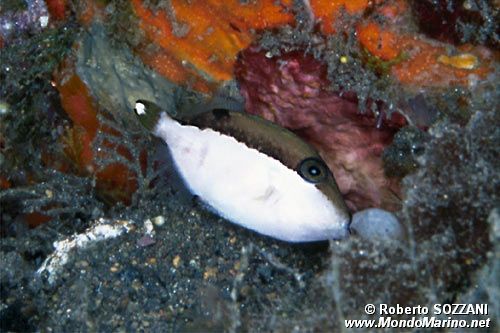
[235, 47, 405, 212]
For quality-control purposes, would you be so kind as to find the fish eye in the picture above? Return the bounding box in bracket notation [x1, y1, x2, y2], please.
[297, 157, 329, 183]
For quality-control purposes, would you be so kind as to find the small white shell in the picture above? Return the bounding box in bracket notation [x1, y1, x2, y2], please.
[351, 208, 405, 241]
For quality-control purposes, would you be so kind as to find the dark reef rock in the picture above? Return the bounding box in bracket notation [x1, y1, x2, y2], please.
[411, 0, 499, 48]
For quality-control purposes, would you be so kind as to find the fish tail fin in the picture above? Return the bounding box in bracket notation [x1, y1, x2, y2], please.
[134, 100, 166, 132]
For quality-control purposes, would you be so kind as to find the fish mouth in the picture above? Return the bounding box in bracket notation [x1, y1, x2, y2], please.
[332, 211, 352, 240]
[347, 212, 354, 236]
[341, 213, 353, 239]
[336, 225, 351, 240]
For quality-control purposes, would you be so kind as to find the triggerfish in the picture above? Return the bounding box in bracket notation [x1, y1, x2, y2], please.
[134, 101, 351, 242]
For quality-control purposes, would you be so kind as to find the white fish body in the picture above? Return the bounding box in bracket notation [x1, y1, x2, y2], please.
[153, 112, 349, 242]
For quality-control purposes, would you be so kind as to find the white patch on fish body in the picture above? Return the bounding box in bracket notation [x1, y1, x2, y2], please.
[154, 112, 349, 242]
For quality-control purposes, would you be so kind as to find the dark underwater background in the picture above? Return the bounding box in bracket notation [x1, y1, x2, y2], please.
[0, 0, 498, 331]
